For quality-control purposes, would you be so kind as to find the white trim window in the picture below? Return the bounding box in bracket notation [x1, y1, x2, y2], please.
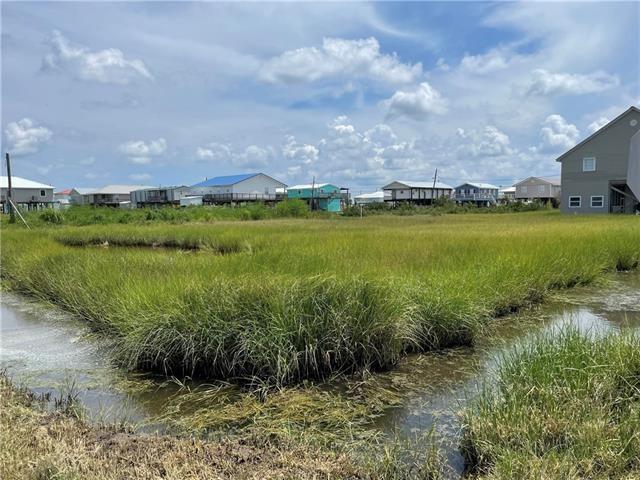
[582, 157, 596, 172]
[569, 196, 582, 208]
[590, 195, 604, 208]
[521, 186, 528, 194]
[538, 185, 545, 194]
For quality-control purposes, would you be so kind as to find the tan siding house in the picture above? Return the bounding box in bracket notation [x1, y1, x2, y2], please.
[556, 106, 640, 214]
[514, 177, 561, 205]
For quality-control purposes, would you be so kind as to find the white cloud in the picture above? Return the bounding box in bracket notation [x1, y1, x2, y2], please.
[383, 82, 447, 120]
[118, 138, 167, 164]
[538, 114, 580, 151]
[196, 143, 232, 161]
[259, 37, 421, 85]
[42, 30, 152, 84]
[526, 69, 619, 96]
[459, 49, 510, 74]
[282, 135, 319, 165]
[195, 142, 273, 168]
[129, 173, 152, 181]
[4, 118, 52, 155]
[457, 126, 515, 157]
[235, 145, 273, 168]
[587, 116, 610, 133]
[435, 57, 450, 71]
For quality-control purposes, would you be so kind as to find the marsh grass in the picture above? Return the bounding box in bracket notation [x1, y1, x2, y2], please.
[2, 213, 639, 386]
[461, 327, 640, 479]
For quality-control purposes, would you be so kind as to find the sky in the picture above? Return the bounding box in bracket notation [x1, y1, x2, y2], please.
[1, 1, 639, 193]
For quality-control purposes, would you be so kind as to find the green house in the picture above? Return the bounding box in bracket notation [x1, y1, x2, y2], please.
[287, 183, 342, 212]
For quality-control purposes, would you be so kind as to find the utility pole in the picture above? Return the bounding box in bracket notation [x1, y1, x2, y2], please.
[310, 176, 316, 211]
[431, 168, 438, 205]
[6, 153, 15, 223]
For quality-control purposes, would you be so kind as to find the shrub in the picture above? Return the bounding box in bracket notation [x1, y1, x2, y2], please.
[38, 209, 64, 224]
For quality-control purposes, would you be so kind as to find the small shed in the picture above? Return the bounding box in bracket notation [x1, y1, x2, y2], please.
[287, 183, 342, 212]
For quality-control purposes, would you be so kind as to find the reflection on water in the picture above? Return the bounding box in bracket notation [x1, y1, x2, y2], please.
[370, 272, 640, 474]
[1, 272, 639, 475]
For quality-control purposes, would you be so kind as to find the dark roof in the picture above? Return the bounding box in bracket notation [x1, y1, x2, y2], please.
[556, 106, 640, 162]
[191, 173, 259, 187]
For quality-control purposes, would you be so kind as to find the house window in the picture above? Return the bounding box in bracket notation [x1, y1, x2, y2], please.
[590, 195, 604, 208]
[40, 190, 46, 197]
[569, 196, 581, 208]
[538, 185, 545, 194]
[522, 186, 528, 193]
[583, 157, 596, 172]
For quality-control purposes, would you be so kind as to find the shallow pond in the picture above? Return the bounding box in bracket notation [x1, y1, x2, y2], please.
[2, 272, 639, 475]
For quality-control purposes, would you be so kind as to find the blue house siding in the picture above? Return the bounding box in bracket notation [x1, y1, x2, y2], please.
[287, 184, 342, 212]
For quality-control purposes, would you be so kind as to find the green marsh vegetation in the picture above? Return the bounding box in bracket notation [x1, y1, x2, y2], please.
[462, 328, 640, 479]
[2, 212, 639, 387]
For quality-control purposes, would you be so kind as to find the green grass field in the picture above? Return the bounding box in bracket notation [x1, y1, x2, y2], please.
[1, 211, 639, 385]
[462, 328, 640, 479]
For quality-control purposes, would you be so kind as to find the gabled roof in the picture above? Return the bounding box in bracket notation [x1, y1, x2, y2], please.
[55, 188, 73, 195]
[354, 191, 385, 200]
[191, 172, 288, 188]
[382, 180, 454, 190]
[455, 182, 499, 190]
[0, 176, 54, 189]
[73, 187, 95, 195]
[556, 106, 640, 162]
[131, 185, 190, 192]
[514, 176, 561, 187]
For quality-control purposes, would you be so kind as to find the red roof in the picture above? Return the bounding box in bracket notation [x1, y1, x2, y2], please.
[55, 188, 73, 195]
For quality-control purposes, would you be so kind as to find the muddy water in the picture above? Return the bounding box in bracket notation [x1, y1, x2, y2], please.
[2, 272, 640, 474]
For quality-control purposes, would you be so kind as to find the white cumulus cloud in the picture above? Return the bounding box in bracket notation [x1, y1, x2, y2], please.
[195, 142, 274, 168]
[118, 138, 167, 164]
[587, 116, 610, 133]
[526, 69, 619, 96]
[4, 118, 52, 155]
[538, 114, 580, 151]
[459, 49, 510, 74]
[259, 37, 421, 85]
[457, 126, 515, 157]
[383, 82, 447, 120]
[282, 136, 319, 165]
[42, 30, 152, 85]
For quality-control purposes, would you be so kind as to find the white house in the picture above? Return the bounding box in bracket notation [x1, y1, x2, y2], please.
[353, 191, 385, 205]
[498, 186, 516, 202]
[190, 173, 287, 203]
[382, 180, 453, 205]
[1, 176, 54, 211]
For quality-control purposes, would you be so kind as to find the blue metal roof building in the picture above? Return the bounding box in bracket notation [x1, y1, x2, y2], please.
[191, 173, 260, 188]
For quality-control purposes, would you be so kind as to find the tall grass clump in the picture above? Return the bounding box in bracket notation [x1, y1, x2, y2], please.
[1, 213, 639, 386]
[461, 328, 640, 479]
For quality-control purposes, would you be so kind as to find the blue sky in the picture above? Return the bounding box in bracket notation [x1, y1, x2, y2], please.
[2, 1, 638, 193]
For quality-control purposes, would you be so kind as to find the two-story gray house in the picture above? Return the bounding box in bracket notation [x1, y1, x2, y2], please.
[557, 106, 640, 214]
[454, 182, 499, 206]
